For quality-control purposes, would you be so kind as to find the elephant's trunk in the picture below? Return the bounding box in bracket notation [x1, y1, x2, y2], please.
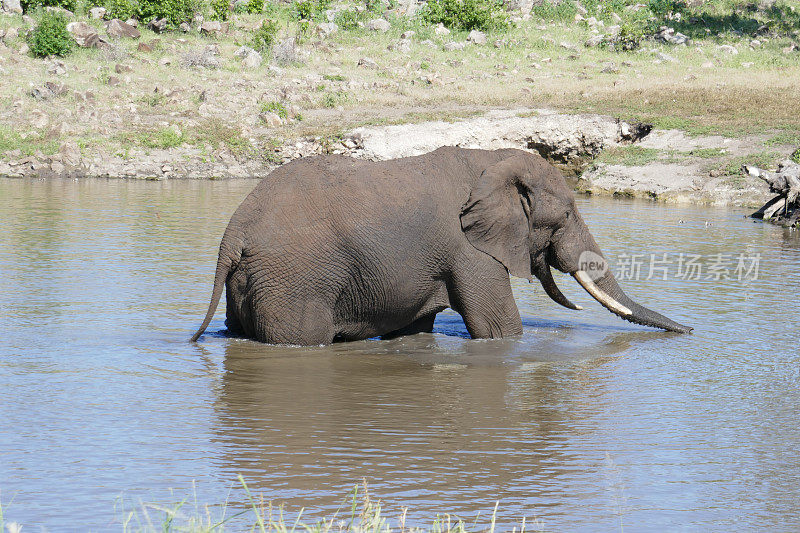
[572, 269, 692, 333]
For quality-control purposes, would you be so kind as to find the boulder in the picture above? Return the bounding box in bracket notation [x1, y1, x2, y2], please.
[179, 22, 191, 32]
[585, 34, 604, 47]
[2, 0, 22, 14]
[316, 22, 338, 37]
[358, 56, 378, 69]
[467, 30, 486, 45]
[242, 49, 262, 68]
[148, 18, 168, 33]
[366, 18, 391, 32]
[90, 6, 106, 19]
[200, 20, 223, 34]
[434, 23, 450, 36]
[106, 19, 140, 39]
[443, 41, 465, 51]
[47, 59, 67, 75]
[66, 21, 102, 48]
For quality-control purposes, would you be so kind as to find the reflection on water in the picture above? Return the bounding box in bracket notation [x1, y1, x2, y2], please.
[1, 178, 800, 530]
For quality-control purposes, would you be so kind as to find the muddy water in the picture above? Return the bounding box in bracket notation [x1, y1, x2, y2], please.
[2, 178, 800, 531]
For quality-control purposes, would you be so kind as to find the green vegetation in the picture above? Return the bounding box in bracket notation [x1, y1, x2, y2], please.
[323, 73, 347, 82]
[138, 127, 184, 149]
[210, 0, 230, 21]
[722, 150, 781, 175]
[28, 11, 72, 58]
[21, 0, 77, 13]
[765, 131, 800, 147]
[421, 0, 509, 31]
[597, 146, 660, 166]
[249, 18, 279, 53]
[292, 0, 330, 21]
[136, 0, 197, 25]
[103, 0, 137, 20]
[792, 148, 800, 164]
[688, 148, 727, 158]
[334, 8, 361, 30]
[245, 0, 263, 14]
[260, 100, 288, 119]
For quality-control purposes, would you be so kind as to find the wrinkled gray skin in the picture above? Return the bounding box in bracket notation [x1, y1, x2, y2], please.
[192, 147, 691, 345]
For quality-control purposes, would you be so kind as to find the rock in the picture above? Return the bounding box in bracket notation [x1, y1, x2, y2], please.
[434, 23, 450, 36]
[783, 44, 798, 54]
[560, 41, 578, 51]
[348, 110, 650, 174]
[316, 22, 338, 37]
[600, 62, 619, 73]
[5, 27, 18, 40]
[585, 34, 604, 47]
[59, 141, 81, 167]
[401, 30, 415, 39]
[467, 30, 486, 45]
[66, 21, 101, 48]
[443, 41, 466, 51]
[107, 75, 120, 86]
[656, 27, 690, 45]
[179, 22, 191, 32]
[90, 6, 106, 19]
[260, 111, 282, 127]
[2, 0, 22, 14]
[200, 21, 223, 34]
[242, 49, 262, 68]
[358, 56, 378, 69]
[389, 38, 410, 52]
[366, 18, 391, 32]
[106, 19, 140, 39]
[19, 43, 29, 54]
[115, 63, 133, 73]
[47, 59, 67, 76]
[234, 45, 255, 57]
[750, 39, 761, 48]
[717, 44, 738, 55]
[126, 18, 138, 27]
[701, 60, 715, 68]
[137, 42, 153, 52]
[657, 51, 677, 63]
[148, 18, 167, 33]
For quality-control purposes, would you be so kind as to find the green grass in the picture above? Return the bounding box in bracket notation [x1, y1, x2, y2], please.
[0, 126, 60, 156]
[596, 146, 660, 166]
[721, 150, 781, 175]
[56, 479, 537, 532]
[138, 128, 184, 149]
[688, 148, 728, 158]
[260, 100, 289, 119]
[765, 131, 800, 147]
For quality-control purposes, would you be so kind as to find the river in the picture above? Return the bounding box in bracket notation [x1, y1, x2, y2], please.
[1, 178, 799, 531]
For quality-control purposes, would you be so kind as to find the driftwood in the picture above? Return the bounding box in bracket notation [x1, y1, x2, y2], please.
[747, 160, 800, 227]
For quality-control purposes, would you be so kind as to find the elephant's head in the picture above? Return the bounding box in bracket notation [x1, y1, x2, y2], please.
[460, 152, 692, 333]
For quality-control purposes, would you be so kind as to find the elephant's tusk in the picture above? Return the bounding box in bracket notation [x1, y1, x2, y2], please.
[572, 270, 632, 316]
[534, 261, 583, 311]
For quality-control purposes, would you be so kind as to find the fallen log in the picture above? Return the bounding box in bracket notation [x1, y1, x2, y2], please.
[747, 160, 800, 227]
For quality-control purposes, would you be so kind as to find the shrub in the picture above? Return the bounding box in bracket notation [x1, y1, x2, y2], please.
[260, 100, 288, 118]
[292, 0, 329, 21]
[245, 0, 263, 13]
[21, 0, 77, 13]
[421, 0, 509, 31]
[104, 0, 136, 20]
[792, 148, 800, 164]
[334, 8, 360, 29]
[137, 0, 197, 25]
[249, 18, 279, 52]
[210, 0, 230, 21]
[28, 11, 72, 57]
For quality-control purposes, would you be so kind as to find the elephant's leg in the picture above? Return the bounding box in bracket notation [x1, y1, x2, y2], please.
[381, 312, 438, 340]
[448, 254, 523, 339]
[253, 298, 336, 346]
[224, 283, 244, 337]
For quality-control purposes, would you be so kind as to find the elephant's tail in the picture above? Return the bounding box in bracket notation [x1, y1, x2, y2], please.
[190, 237, 241, 342]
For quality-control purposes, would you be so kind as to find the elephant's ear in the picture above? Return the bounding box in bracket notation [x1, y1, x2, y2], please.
[460, 155, 532, 279]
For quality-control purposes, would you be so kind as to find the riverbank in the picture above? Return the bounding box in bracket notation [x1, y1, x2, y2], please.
[2, 0, 799, 206]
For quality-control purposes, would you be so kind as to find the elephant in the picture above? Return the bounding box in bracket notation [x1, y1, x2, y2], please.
[191, 146, 691, 345]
